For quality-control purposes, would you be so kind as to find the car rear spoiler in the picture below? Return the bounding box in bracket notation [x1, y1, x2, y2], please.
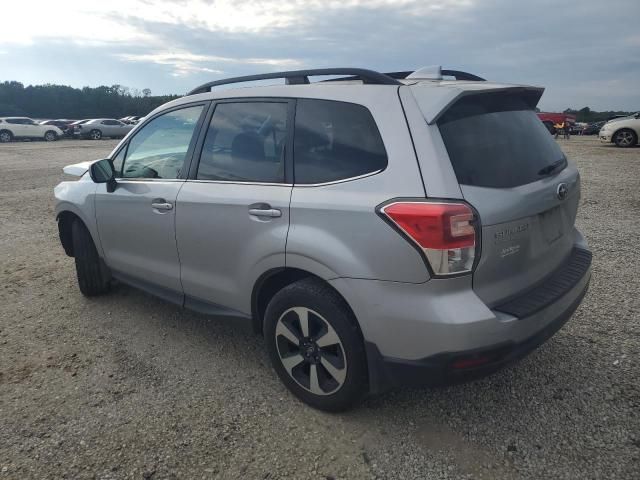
[409, 85, 545, 124]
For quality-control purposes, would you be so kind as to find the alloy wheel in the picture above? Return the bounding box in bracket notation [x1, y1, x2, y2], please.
[0, 132, 10, 143]
[616, 130, 634, 147]
[90, 130, 102, 140]
[274, 307, 347, 396]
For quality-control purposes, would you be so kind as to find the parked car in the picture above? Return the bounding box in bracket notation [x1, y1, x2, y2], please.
[119, 116, 143, 125]
[67, 119, 91, 138]
[54, 67, 592, 411]
[40, 119, 75, 137]
[75, 119, 134, 140]
[599, 113, 640, 148]
[570, 122, 587, 135]
[581, 121, 606, 136]
[0, 117, 64, 142]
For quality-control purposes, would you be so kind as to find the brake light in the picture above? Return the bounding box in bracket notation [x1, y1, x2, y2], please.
[381, 202, 477, 276]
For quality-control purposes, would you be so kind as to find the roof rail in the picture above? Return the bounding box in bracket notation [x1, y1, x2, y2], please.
[187, 68, 401, 95]
[385, 69, 486, 81]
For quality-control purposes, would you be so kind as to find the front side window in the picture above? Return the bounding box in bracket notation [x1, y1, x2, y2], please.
[293, 99, 387, 184]
[120, 105, 204, 179]
[197, 102, 288, 183]
[111, 147, 126, 176]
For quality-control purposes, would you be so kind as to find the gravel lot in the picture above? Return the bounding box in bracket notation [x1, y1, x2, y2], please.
[0, 137, 638, 480]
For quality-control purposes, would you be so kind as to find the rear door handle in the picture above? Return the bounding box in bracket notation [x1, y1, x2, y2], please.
[151, 200, 173, 211]
[249, 208, 282, 218]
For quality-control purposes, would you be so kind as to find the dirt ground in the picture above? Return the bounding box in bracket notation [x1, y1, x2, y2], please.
[0, 136, 638, 480]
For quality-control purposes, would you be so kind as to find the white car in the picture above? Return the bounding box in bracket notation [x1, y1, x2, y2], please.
[0, 117, 64, 143]
[599, 113, 640, 148]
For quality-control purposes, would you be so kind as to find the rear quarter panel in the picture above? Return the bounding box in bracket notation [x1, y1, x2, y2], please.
[286, 86, 430, 283]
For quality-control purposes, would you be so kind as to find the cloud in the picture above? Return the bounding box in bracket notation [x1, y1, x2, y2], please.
[115, 51, 302, 77]
[1, 0, 639, 110]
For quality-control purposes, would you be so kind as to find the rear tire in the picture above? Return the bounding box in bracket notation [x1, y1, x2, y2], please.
[89, 129, 102, 140]
[613, 129, 637, 148]
[0, 130, 12, 143]
[264, 278, 368, 412]
[71, 220, 110, 296]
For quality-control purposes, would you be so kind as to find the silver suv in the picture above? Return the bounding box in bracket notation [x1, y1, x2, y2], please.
[54, 67, 592, 411]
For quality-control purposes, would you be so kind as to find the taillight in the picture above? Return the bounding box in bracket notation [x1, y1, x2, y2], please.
[380, 201, 477, 276]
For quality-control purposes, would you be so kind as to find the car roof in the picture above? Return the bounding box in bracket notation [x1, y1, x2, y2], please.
[154, 78, 541, 127]
[144, 67, 542, 125]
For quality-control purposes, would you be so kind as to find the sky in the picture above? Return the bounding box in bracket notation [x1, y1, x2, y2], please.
[1, 0, 639, 112]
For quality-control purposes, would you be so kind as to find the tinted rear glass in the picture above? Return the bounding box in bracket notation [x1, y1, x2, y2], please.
[437, 94, 566, 188]
[294, 99, 387, 184]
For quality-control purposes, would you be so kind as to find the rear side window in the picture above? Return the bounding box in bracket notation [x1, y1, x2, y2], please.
[197, 102, 288, 183]
[437, 94, 566, 188]
[293, 99, 387, 184]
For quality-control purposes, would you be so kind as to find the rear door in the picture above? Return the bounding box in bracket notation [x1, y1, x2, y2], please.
[94, 103, 208, 299]
[434, 92, 581, 305]
[7, 118, 30, 137]
[176, 99, 293, 315]
[22, 118, 43, 138]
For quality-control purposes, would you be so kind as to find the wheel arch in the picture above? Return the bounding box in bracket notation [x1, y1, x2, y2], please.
[251, 267, 362, 340]
[57, 210, 84, 256]
[57, 210, 102, 258]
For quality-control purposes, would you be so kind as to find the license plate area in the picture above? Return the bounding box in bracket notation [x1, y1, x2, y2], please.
[540, 206, 564, 244]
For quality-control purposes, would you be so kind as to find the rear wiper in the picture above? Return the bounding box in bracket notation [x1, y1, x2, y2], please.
[538, 158, 566, 177]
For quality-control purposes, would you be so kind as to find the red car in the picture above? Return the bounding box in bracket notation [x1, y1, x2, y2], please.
[537, 112, 576, 134]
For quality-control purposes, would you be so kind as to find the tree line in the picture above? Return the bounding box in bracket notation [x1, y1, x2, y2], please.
[562, 106, 637, 123]
[0, 81, 180, 119]
[1, 80, 636, 122]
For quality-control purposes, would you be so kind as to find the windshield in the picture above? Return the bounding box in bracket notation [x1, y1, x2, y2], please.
[437, 93, 566, 189]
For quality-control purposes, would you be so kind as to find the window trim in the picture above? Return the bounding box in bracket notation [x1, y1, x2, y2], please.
[109, 100, 210, 181]
[187, 97, 296, 184]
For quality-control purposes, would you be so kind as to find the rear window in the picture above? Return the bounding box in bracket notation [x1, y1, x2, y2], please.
[437, 93, 566, 188]
[294, 99, 387, 184]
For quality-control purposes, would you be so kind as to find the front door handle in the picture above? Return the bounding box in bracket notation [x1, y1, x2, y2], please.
[248, 208, 282, 218]
[151, 200, 173, 211]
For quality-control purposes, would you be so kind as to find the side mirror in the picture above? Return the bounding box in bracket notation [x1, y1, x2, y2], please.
[89, 159, 117, 193]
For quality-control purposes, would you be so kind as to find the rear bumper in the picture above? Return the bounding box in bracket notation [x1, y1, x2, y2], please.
[331, 239, 592, 394]
[366, 272, 589, 391]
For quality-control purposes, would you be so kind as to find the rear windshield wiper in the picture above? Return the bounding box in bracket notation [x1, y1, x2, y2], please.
[538, 158, 566, 177]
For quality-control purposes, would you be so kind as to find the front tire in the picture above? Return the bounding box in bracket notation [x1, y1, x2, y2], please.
[613, 129, 637, 148]
[89, 129, 102, 140]
[71, 220, 110, 296]
[0, 130, 12, 143]
[44, 130, 57, 142]
[264, 278, 368, 412]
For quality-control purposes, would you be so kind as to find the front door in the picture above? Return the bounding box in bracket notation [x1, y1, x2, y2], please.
[177, 100, 293, 315]
[94, 103, 207, 299]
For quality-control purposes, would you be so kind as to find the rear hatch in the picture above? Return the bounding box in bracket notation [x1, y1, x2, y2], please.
[433, 90, 580, 306]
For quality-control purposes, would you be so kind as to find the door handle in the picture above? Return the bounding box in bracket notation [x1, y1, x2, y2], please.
[248, 208, 282, 218]
[151, 200, 173, 211]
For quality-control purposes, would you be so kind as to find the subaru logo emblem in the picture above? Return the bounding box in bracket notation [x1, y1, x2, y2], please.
[556, 183, 569, 200]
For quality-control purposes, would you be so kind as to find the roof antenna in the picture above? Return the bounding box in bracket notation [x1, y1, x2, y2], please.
[406, 66, 442, 80]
